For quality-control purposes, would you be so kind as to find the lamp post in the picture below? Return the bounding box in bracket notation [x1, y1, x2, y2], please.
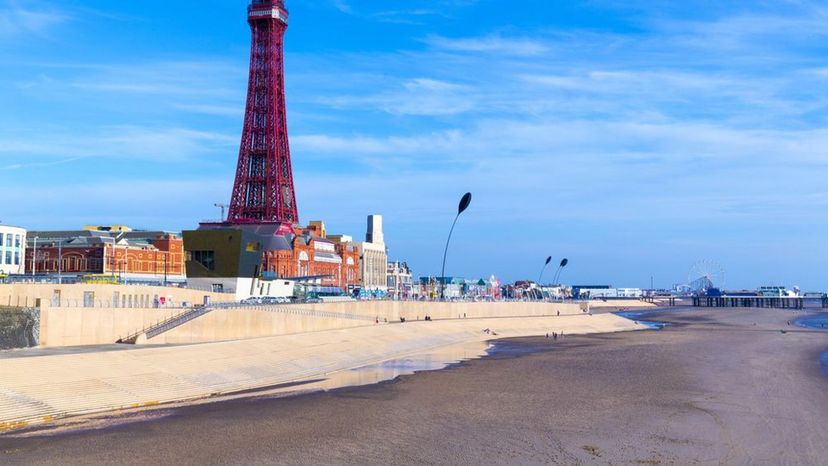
[214, 203, 229, 222]
[538, 256, 552, 301]
[553, 258, 569, 301]
[57, 240, 63, 285]
[552, 258, 569, 285]
[31, 236, 39, 277]
[440, 192, 472, 301]
[108, 237, 116, 281]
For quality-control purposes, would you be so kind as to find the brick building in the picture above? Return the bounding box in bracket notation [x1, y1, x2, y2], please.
[26, 227, 185, 283]
[263, 223, 360, 292]
[188, 219, 369, 295]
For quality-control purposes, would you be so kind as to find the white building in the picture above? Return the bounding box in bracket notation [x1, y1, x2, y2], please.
[574, 287, 643, 299]
[387, 261, 414, 299]
[357, 215, 388, 292]
[757, 286, 797, 297]
[617, 288, 644, 298]
[0, 225, 26, 275]
[540, 285, 568, 299]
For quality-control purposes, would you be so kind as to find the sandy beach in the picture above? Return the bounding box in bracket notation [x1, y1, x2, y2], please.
[1, 307, 826, 465]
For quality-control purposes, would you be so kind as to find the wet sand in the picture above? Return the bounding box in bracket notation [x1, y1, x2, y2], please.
[2, 308, 827, 465]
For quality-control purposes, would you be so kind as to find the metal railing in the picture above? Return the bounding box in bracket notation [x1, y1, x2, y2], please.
[225, 302, 377, 322]
[116, 301, 378, 345]
[118, 307, 211, 344]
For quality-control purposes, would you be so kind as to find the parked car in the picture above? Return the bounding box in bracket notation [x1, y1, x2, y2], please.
[240, 297, 261, 305]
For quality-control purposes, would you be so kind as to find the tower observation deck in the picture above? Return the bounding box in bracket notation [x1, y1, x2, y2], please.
[226, 0, 298, 228]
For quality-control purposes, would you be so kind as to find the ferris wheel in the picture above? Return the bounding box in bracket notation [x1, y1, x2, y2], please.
[687, 260, 726, 293]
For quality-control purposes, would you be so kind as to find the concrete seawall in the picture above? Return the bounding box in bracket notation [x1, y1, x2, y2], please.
[0, 283, 234, 309]
[151, 301, 586, 345]
[39, 301, 587, 347]
[0, 313, 641, 431]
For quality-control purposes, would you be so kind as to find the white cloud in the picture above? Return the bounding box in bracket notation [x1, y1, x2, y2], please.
[324, 78, 476, 116]
[423, 35, 550, 56]
[0, 6, 67, 37]
[330, 0, 352, 14]
[65, 61, 245, 98]
[0, 126, 236, 162]
[295, 119, 828, 167]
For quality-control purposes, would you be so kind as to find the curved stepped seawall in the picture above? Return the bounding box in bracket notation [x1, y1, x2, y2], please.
[38, 301, 589, 347]
[0, 313, 640, 431]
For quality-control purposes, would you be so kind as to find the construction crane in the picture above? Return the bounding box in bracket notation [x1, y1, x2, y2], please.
[214, 203, 229, 222]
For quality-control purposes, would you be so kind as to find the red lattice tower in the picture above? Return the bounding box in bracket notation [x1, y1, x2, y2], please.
[228, 0, 298, 227]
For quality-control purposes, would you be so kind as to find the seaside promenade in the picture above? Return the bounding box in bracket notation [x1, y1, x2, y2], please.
[0, 311, 640, 432]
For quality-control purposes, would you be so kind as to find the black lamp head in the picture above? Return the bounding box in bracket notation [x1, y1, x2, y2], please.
[458, 192, 472, 215]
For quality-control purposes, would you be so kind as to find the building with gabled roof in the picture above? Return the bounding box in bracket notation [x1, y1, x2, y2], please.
[25, 228, 185, 283]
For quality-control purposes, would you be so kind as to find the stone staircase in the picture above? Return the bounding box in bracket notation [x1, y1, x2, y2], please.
[117, 307, 213, 344]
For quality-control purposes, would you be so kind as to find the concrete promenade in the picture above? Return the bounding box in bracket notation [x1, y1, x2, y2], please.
[37, 300, 594, 347]
[0, 313, 639, 431]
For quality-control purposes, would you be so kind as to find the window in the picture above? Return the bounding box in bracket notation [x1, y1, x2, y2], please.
[0, 233, 3, 247]
[191, 250, 215, 271]
[5, 234, 11, 248]
[4, 251, 10, 265]
[14, 251, 19, 265]
[14, 235, 20, 248]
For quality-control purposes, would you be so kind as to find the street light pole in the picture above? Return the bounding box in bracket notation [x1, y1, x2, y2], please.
[440, 192, 472, 301]
[31, 236, 39, 277]
[553, 258, 569, 302]
[57, 240, 63, 285]
[538, 256, 552, 301]
[552, 258, 569, 285]
[214, 203, 229, 222]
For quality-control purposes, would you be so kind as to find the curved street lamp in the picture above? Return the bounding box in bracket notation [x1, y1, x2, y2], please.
[553, 258, 569, 285]
[440, 192, 472, 300]
[538, 256, 552, 301]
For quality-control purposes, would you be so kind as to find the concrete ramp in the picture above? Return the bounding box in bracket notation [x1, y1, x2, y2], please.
[0, 314, 640, 432]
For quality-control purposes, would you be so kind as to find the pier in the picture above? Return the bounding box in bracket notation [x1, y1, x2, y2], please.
[692, 296, 828, 310]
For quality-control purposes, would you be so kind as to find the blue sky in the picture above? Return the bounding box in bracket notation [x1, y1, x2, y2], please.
[1, 0, 827, 290]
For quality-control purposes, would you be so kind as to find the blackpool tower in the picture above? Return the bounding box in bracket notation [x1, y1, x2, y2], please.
[227, 0, 298, 229]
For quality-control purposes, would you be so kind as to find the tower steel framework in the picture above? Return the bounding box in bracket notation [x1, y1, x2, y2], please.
[227, 0, 299, 227]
